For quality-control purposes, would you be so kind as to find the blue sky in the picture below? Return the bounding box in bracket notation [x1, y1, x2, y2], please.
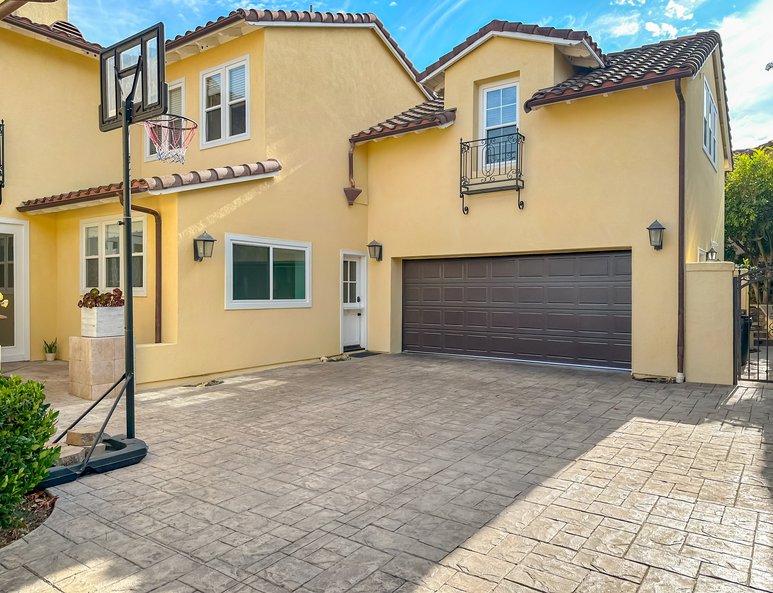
[69, 0, 773, 148]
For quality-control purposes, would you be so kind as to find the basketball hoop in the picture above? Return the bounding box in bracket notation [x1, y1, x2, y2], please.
[143, 114, 197, 164]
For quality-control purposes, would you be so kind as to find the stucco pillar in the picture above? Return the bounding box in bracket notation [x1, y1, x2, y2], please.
[684, 262, 735, 384]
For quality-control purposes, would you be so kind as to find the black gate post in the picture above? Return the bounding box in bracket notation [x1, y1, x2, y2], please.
[733, 274, 741, 385]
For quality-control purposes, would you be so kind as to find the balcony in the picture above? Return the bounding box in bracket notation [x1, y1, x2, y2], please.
[459, 130, 525, 214]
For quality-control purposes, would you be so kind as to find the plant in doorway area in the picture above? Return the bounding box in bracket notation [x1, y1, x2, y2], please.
[0, 376, 59, 532]
[43, 339, 57, 362]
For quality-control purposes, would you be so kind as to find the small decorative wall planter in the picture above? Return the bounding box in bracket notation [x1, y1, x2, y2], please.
[78, 289, 126, 338]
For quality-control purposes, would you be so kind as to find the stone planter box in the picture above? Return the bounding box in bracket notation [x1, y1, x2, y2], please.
[81, 307, 123, 338]
[69, 336, 125, 400]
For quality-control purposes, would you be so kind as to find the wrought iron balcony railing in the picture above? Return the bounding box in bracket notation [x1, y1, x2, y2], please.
[460, 130, 525, 214]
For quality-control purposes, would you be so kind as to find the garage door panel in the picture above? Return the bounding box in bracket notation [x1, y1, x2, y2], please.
[403, 252, 632, 369]
[465, 287, 488, 302]
[443, 286, 465, 303]
[465, 310, 489, 327]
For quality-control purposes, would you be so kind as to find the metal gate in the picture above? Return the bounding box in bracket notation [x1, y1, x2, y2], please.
[734, 267, 773, 383]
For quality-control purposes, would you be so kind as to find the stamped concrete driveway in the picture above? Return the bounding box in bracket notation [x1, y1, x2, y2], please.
[1, 354, 772, 593]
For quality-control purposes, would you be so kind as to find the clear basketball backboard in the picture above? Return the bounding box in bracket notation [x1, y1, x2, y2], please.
[99, 23, 167, 132]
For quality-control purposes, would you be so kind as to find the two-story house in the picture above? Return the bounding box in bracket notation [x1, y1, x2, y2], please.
[1, 4, 733, 388]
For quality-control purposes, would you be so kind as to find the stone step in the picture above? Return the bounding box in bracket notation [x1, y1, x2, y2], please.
[54, 445, 85, 467]
[66, 426, 103, 447]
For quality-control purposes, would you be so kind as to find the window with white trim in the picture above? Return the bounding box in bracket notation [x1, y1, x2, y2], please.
[225, 234, 311, 309]
[201, 56, 249, 148]
[146, 80, 184, 159]
[703, 79, 719, 168]
[480, 80, 518, 164]
[81, 216, 146, 296]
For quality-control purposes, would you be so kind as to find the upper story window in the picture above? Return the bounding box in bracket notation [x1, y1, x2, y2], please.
[703, 79, 718, 168]
[480, 80, 518, 164]
[201, 56, 249, 149]
[81, 216, 146, 296]
[146, 79, 184, 160]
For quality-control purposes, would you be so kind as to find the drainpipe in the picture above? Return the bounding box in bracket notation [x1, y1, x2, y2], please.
[0, 1, 29, 19]
[343, 140, 363, 205]
[118, 192, 163, 344]
[675, 79, 686, 383]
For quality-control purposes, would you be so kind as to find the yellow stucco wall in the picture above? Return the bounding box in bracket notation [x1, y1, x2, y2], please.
[363, 36, 683, 379]
[0, 27, 118, 360]
[130, 25, 425, 383]
[14, 0, 68, 25]
[684, 50, 728, 263]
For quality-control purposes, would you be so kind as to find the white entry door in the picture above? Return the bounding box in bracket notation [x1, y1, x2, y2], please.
[342, 255, 365, 352]
[0, 221, 29, 362]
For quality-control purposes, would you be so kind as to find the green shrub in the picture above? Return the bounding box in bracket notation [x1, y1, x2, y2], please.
[0, 376, 59, 528]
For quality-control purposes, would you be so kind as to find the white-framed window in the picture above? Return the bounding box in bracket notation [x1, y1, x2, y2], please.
[146, 79, 185, 160]
[225, 234, 311, 310]
[0, 234, 14, 292]
[480, 79, 519, 164]
[201, 56, 249, 149]
[80, 215, 147, 296]
[703, 78, 719, 168]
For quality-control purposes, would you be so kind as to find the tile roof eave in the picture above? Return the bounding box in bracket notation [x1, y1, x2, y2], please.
[1, 15, 101, 54]
[17, 160, 281, 213]
[17, 186, 148, 213]
[524, 70, 689, 112]
[351, 109, 457, 143]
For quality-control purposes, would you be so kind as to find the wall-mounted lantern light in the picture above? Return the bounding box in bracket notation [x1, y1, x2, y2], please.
[707, 246, 718, 261]
[193, 232, 216, 262]
[367, 240, 383, 262]
[647, 220, 665, 251]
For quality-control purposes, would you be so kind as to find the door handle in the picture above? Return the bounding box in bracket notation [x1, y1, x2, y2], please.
[356, 296, 361, 303]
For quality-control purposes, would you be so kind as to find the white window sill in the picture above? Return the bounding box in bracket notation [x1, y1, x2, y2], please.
[201, 133, 251, 151]
[225, 300, 312, 311]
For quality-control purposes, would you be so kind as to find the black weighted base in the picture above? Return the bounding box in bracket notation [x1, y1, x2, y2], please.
[36, 438, 148, 490]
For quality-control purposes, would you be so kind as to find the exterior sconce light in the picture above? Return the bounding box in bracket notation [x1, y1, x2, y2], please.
[367, 240, 383, 261]
[707, 247, 718, 261]
[647, 220, 665, 250]
[193, 232, 216, 262]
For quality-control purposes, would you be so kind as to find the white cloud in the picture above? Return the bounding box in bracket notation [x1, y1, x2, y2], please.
[389, 1, 397, 5]
[612, 0, 645, 5]
[592, 13, 641, 37]
[664, 0, 707, 20]
[717, 0, 773, 148]
[644, 21, 678, 37]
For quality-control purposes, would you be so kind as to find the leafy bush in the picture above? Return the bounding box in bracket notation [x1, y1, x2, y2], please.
[0, 376, 59, 528]
[77, 287, 125, 309]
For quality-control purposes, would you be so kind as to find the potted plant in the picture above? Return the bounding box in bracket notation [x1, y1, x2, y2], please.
[43, 339, 57, 362]
[78, 288, 125, 338]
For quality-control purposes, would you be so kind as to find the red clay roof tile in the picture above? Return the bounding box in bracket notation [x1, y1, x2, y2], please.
[18, 160, 281, 213]
[525, 31, 722, 110]
[1, 14, 101, 53]
[351, 98, 456, 142]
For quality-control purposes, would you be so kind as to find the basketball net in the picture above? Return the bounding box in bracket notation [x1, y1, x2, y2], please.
[143, 114, 197, 164]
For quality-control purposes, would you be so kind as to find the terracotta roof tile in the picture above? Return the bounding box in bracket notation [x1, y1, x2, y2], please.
[167, 9, 425, 88]
[418, 20, 605, 82]
[351, 98, 456, 142]
[525, 31, 721, 110]
[18, 160, 281, 213]
[1, 14, 101, 53]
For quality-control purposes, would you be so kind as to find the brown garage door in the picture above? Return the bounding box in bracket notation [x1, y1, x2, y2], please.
[403, 252, 632, 369]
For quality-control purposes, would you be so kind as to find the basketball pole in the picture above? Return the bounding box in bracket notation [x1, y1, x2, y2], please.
[121, 64, 141, 440]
